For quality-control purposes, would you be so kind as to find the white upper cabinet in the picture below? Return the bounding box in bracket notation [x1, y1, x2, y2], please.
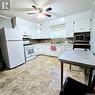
[32, 24, 51, 39]
[65, 22, 74, 37]
[64, 10, 91, 36]
[29, 24, 37, 39]
[31, 24, 42, 39]
[74, 19, 91, 32]
[41, 24, 50, 38]
[15, 17, 37, 39]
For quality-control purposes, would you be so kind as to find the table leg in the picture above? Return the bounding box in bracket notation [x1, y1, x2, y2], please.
[69, 65, 72, 70]
[88, 68, 93, 87]
[61, 62, 63, 89]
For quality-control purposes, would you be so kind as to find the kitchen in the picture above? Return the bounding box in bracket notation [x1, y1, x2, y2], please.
[0, 0, 95, 95]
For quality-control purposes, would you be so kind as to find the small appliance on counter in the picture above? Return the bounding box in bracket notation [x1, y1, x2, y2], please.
[23, 34, 32, 39]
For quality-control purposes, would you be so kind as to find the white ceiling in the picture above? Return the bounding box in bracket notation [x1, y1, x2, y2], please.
[0, 0, 95, 23]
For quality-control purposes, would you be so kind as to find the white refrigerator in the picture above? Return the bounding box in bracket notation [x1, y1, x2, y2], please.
[0, 28, 25, 69]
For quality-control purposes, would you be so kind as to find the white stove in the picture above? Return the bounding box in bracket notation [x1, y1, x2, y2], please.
[24, 45, 36, 61]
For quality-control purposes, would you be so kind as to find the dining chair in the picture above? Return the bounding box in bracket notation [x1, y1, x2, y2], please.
[60, 75, 95, 95]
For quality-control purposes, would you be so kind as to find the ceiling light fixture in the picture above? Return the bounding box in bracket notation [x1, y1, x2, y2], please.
[37, 13, 45, 19]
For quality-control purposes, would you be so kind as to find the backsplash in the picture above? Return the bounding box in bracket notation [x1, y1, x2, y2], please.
[23, 37, 74, 45]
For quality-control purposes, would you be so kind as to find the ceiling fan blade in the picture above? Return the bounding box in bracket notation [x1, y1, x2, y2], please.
[32, 5, 38, 10]
[27, 13, 36, 15]
[44, 13, 51, 17]
[45, 7, 52, 12]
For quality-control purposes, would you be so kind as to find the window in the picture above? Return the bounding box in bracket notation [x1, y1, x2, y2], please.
[50, 24, 65, 38]
[51, 24, 64, 31]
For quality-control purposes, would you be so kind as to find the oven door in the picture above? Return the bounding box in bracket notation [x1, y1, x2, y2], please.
[24, 45, 36, 61]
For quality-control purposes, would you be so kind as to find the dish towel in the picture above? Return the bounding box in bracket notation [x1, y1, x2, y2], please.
[50, 45, 57, 51]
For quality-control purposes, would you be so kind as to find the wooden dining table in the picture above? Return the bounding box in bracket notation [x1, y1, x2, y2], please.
[58, 50, 95, 89]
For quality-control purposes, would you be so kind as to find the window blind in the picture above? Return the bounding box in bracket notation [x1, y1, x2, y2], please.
[51, 24, 64, 31]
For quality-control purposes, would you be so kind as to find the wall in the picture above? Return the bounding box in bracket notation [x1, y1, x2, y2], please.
[91, 4, 95, 53]
[0, 10, 92, 39]
[41, 18, 66, 38]
[0, 10, 93, 40]
[64, 10, 91, 22]
[0, 17, 37, 39]
[41, 10, 92, 38]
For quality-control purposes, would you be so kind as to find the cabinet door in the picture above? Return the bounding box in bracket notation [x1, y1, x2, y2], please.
[35, 45, 41, 54]
[74, 19, 90, 32]
[28, 24, 37, 39]
[36, 44, 45, 54]
[65, 22, 74, 37]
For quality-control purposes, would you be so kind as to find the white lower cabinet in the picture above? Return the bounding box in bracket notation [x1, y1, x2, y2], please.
[35, 44, 41, 55]
[35, 43, 68, 57]
[35, 43, 73, 57]
[35, 44, 50, 55]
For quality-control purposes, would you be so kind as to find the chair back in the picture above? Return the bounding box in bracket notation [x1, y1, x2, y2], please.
[91, 75, 95, 91]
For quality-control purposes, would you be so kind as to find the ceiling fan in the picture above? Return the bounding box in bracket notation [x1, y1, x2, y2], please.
[12, 0, 58, 19]
[27, 5, 52, 18]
